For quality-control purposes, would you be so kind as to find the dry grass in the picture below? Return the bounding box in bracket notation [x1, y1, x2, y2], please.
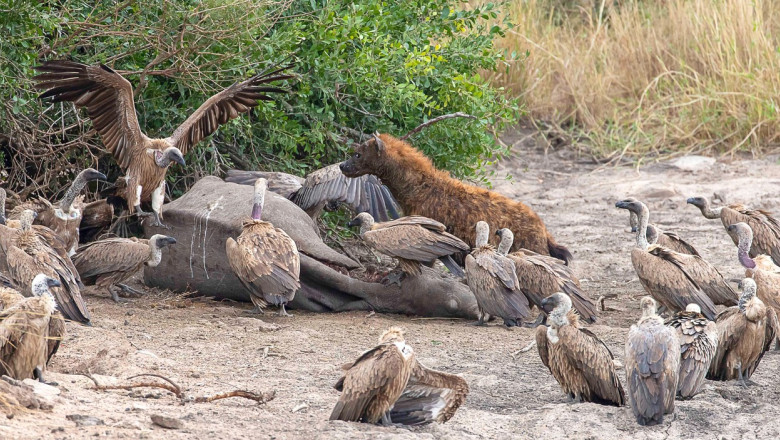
[489, 0, 780, 158]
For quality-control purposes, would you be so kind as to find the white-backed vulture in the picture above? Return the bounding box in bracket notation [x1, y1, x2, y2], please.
[72, 235, 177, 302]
[0, 281, 64, 367]
[625, 297, 680, 426]
[78, 198, 115, 243]
[615, 199, 737, 320]
[496, 228, 597, 324]
[0, 274, 63, 382]
[465, 221, 529, 327]
[226, 178, 300, 316]
[728, 222, 780, 317]
[687, 196, 780, 265]
[664, 304, 718, 399]
[625, 202, 700, 256]
[33, 60, 293, 227]
[535, 293, 624, 405]
[225, 164, 401, 221]
[4, 210, 90, 325]
[706, 278, 779, 384]
[348, 213, 469, 282]
[388, 361, 469, 425]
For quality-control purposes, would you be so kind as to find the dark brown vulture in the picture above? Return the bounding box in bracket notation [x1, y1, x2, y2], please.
[728, 222, 780, 318]
[535, 292, 624, 405]
[226, 178, 300, 316]
[72, 235, 177, 302]
[348, 213, 469, 282]
[664, 304, 718, 399]
[464, 221, 530, 327]
[496, 228, 597, 324]
[33, 60, 293, 227]
[388, 361, 469, 425]
[615, 198, 737, 320]
[687, 196, 780, 265]
[625, 201, 700, 256]
[78, 198, 115, 243]
[625, 297, 680, 426]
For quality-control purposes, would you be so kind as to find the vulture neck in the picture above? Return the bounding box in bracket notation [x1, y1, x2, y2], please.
[634, 208, 650, 250]
[549, 301, 571, 328]
[496, 233, 513, 255]
[0, 189, 6, 225]
[645, 224, 659, 245]
[59, 171, 88, 212]
[359, 218, 375, 236]
[474, 224, 490, 248]
[699, 200, 722, 219]
[251, 191, 265, 221]
[737, 233, 756, 269]
[147, 241, 163, 267]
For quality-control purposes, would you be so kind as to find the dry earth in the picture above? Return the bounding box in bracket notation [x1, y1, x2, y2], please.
[7, 130, 780, 439]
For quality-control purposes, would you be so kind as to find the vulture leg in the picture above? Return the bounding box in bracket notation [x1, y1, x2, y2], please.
[108, 285, 127, 303]
[380, 412, 393, 426]
[149, 182, 169, 229]
[246, 305, 265, 315]
[118, 283, 144, 298]
[381, 270, 405, 287]
[277, 304, 293, 317]
[470, 313, 487, 326]
[738, 362, 747, 388]
[33, 367, 57, 386]
[503, 318, 519, 328]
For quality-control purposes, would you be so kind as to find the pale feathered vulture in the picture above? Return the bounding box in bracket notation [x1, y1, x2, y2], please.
[615, 198, 737, 320]
[664, 304, 718, 399]
[625, 297, 680, 426]
[728, 222, 780, 320]
[625, 199, 700, 256]
[536, 292, 624, 405]
[33, 60, 293, 227]
[226, 178, 300, 316]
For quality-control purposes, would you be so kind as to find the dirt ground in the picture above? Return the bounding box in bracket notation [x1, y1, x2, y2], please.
[8, 129, 780, 439]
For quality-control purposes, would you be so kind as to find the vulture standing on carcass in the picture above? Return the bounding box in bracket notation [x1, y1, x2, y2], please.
[226, 178, 300, 316]
[4, 210, 90, 325]
[9, 168, 107, 255]
[496, 228, 597, 324]
[624, 199, 700, 256]
[33, 60, 293, 227]
[0, 274, 64, 382]
[464, 221, 530, 327]
[347, 213, 469, 282]
[72, 235, 177, 302]
[687, 196, 780, 265]
[225, 163, 401, 221]
[664, 304, 718, 399]
[625, 297, 680, 426]
[728, 222, 780, 317]
[535, 292, 624, 405]
[615, 198, 737, 319]
[707, 278, 778, 384]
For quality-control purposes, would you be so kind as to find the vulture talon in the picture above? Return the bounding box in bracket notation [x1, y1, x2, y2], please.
[278, 305, 293, 317]
[117, 283, 144, 298]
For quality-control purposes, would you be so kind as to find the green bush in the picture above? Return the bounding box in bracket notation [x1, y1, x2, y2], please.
[0, 0, 519, 199]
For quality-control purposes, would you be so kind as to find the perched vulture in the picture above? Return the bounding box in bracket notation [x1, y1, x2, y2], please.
[707, 278, 779, 384]
[687, 196, 780, 265]
[625, 202, 700, 256]
[33, 60, 293, 227]
[664, 304, 718, 399]
[225, 163, 401, 221]
[72, 235, 177, 302]
[535, 293, 624, 406]
[4, 210, 90, 325]
[78, 198, 115, 243]
[8, 168, 107, 255]
[348, 213, 468, 282]
[615, 199, 737, 320]
[625, 297, 680, 426]
[226, 178, 300, 316]
[464, 221, 529, 327]
[728, 222, 780, 318]
[0, 274, 64, 382]
[496, 228, 597, 324]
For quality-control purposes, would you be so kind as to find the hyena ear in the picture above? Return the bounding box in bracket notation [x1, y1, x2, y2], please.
[372, 132, 385, 153]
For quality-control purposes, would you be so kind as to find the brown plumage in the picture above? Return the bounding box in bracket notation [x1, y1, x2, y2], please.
[464, 221, 530, 327]
[226, 178, 300, 316]
[388, 361, 469, 425]
[688, 196, 780, 265]
[72, 234, 177, 302]
[625, 297, 680, 426]
[626, 203, 700, 256]
[664, 304, 718, 399]
[33, 60, 293, 227]
[535, 293, 624, 406]
[78, 198, 115, 243]
[339, 134, 572, 264]
[496, 228, 597, 324]
[0, 281, 64, 367]
[728, 222, 780, 322]
[616, 199, 737, 320]
[707, 278, 779, 383]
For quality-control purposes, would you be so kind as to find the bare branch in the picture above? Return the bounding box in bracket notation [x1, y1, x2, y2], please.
[400, 112, 478, 140]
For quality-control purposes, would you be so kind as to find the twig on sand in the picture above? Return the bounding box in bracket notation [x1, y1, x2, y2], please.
[511, 340, 536, 358]
[410, 317, 466, 321]
[194, 390, 275, 405]
[597, 293, 618, 311]
[401, 113, 478, 140]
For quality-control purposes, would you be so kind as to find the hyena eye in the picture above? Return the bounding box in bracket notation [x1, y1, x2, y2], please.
[354, 153, 361, 159]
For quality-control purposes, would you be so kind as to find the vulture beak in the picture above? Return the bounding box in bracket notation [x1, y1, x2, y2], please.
[172, 153, 186, 167]
[495, 229, 502, 237]
[86, 169, 108, 182]
[161, 236, 178, 247]
[727, 225, 737, 233]
[46, 278, 62, 289]
[630, 226, 637, 233]
[614, 200, 631, 209]
[685, 197, 696, 205]
[540, 296, 555, 313]
[346, 219, 359, 228]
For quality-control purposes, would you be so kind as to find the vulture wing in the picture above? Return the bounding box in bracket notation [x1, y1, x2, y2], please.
[671, 253, 738, 307]
[46, 312, 66, 365]
[657, 231, 701, 257]
[78, 198, 115, 243]
[722, 206, 780, 263]
[223, 170, 303, 198]
[71, 238, 149, 280]
[389, 359, 469, 425]
[665, 311, 717, 397]
[625, 323, 679, 425]
[465, 251, 529, 321]
[706, 307, 743, 380]
[7, 198, 51, 220]
[746, 307, 779, 378]
[0, 287, 24, 311]
[560, 325, 625, 406]
[535, 325, 551, 369]
[0, 306, 25, 374]
[362, 223, 468, 262]
[34, 60, 146, 170]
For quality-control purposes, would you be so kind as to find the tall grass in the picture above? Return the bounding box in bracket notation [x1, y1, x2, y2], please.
[491, 0, 780, 158]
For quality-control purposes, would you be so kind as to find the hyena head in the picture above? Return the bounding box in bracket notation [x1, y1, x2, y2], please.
[339, 133, 386, 177]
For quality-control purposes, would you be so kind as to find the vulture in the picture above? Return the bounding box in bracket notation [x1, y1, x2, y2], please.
[72, 234, 177, 302]
[464, 221, 530, 327]
[33, 60, 293, 227]
[706, 278, 779, 384]
[687, 196, 780, 265]
[0, 274, 64, 382]
[225, 163, 401, 221]
[331, 327, 468, 425]
[535, 292, 624, 406]
[9, 168, 107, 255]
[4, 210, 90, 325]
[496, 228, 597, 324]
[664, 304, 718, 399]
[347, 213, 469, 282]
[615, 198, 737, 320]
[625, 297, 680, 426]
[625, 201, 700, 256]
[78, 198, 115, 243]
[226, 178, 300, 316]
[728, 222, 780, 317]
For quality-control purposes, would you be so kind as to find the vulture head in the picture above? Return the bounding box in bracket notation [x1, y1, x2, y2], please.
[495, 228, 514, 255]
[19, 209, 38, 230]
[541, 292, 572, 327]
[727, 222, 756, 269]
[474, 221, 490, 248]
[79, 168, 108, 183]
[639, 296, 658, 319]
[379, 326, 406, 344]
[685, 303, 702, 314]
[685, 196, 708, 210]
[151, 234, 177, 250]
[616, 199, 651, 249]
[152, 146, 186, 168]
[347, 212, 376, 234]
[31, 273, 61, 309]
[737, 278, 762, 317]
[251, 178, 268, 221]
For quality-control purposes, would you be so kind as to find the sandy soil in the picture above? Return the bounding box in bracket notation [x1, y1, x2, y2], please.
[8, 130, 780, 439]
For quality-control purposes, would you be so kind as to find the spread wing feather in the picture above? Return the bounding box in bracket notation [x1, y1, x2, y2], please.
[721, 206, 780, 264]
[72, 238, 149, 280]
[389, 360, 469, 425]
